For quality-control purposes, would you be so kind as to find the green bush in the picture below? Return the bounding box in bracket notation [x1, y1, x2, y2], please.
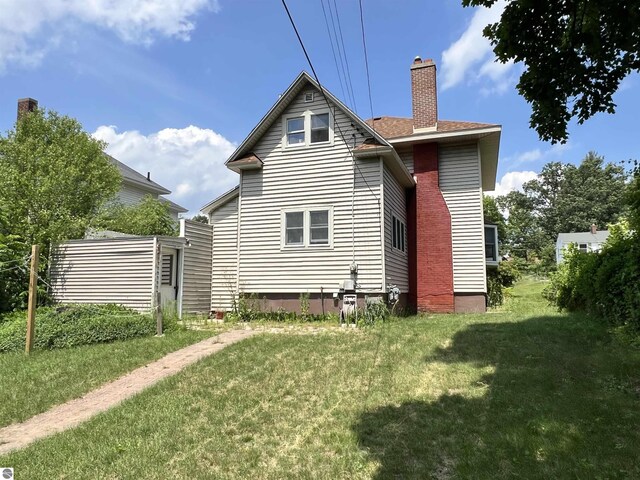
[487, 261, 522, 307]
[0, 304, 175, 352]
[544, 232, 640, 332]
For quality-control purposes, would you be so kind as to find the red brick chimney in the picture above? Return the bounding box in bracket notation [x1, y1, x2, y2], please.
[590, 223, 597, 234]
[17, 98, 38, 121]
[411, 56, 437, 131]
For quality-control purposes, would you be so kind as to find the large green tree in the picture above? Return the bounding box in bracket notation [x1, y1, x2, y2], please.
[497, 152, 627, 262]
[0, 108, 121, 249]
[464, 0, 640, 143]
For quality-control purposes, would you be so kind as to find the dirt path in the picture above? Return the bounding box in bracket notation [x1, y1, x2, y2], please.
[0, 329, 256, 456]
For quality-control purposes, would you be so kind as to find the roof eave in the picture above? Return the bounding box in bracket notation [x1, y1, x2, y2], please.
[201, 185, 240, 214]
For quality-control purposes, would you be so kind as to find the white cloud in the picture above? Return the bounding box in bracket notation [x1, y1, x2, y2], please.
[93, 125, 237, 215]
[0, 0, 218, 71]
[441, 0, 517, 92]
[486, 170, 538, 197]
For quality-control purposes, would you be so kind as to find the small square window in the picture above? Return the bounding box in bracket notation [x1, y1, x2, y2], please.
[285, 212, 304, 245]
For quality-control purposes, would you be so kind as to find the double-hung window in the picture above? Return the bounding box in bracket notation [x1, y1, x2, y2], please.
[283, 208, 331, 247]
[392, 215, 406, 253]
[286, 117, 305, 146]
[283, 110, 332, 147]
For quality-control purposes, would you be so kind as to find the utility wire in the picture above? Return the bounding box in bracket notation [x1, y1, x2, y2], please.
[358, 0, 376, 127]
[319, 0, 348, 105]
[331, 0, 358, 113]
[326, 0, 357, 111]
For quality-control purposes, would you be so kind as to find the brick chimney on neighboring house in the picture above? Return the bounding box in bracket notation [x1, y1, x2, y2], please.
[411, 56, 437, 131]
[590, 223, 597, 234]
[17, 98, 38, 120]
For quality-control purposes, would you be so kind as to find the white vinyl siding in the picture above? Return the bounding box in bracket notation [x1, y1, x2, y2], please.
[397, 146, 414, 174]
[181, 219, 214, 314]
[50, 238, 155, 311]
[439, 143, 487, 293]
[383, 166, 409, 292]
[117, 184, 157, 206]
[237, 86, 384, 293]
[210, 197, 239, 311]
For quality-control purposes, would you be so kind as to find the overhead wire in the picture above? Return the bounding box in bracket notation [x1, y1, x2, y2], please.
[320, 0, 348, 107]
[331, 0, 357, 113]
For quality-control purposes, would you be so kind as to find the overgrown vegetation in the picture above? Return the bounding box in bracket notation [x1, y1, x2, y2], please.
[93, 195, 178, 236]
[486, 261, 521, 307]
[0, 304, 176, 352]
[545, 165, 640, 335]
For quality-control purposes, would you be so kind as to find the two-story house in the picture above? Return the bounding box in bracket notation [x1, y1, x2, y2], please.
[202, 57, 501, 313]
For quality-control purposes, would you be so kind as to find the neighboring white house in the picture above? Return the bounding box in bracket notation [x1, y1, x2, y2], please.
[108, 154, 188, 221]
[556, 225, 610, 263]
[201, 57, 502, 314]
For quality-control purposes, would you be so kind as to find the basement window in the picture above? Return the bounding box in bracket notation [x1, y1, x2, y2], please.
[392, 215, 406, 253]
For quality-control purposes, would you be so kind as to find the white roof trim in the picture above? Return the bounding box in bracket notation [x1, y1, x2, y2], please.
[388, 126, 502, 144]
[201, 185, 239, 214]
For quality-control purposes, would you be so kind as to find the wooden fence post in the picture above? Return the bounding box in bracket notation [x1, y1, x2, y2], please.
[25, 244, 39, 354]
[155, 291, 163, 336]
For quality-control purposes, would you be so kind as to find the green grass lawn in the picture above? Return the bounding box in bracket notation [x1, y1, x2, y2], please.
[0, 328, 219, 428]
[3, 279, 640, 479]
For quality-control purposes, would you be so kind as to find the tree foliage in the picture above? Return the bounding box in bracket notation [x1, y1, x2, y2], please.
[94, 196, 178, 236]
[464, 0, 640, 143]
[0, 108, 121, 249]
[497, 152, 627, 263]
[482, 195, 506, 242]
[190, 214, 209, 224]
[0, 208, 29, 313]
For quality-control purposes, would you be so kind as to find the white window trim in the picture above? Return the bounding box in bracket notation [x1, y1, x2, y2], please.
[282, 108, 334, 149]
[281, 206, 334, 250]
[484, 224, 499, 265]
[391, 213, 407, 254]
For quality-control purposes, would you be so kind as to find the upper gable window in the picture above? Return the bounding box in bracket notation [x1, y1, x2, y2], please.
[286, 117, 305, 145]
[310, 113, 329, 143]
[283, 110, 333, 148]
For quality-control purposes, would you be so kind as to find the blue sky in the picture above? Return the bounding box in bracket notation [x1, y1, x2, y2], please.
[1, 0, 638, 213]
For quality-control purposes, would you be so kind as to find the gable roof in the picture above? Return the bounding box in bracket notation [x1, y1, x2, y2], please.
[160, 197, 188, 213]
[557, 231, 610, 244]
[107, 154, 171, 195]
[224, 72, 413, 186]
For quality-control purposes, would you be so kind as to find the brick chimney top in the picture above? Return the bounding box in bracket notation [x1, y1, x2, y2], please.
[410, 57, 437, 132]
[590, 223, 597, 234]
[17, 98, 38, 121]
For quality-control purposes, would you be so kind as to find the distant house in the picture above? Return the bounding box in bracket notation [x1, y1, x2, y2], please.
[16, 98, 187, 221]
[202, 56, 502, 314]
[556, 224, 610, 263]
[109, 155, 187, 221]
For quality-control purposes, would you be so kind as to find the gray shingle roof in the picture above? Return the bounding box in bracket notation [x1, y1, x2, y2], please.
[106, 154, 171, 195]
[557, 231, 610, 244]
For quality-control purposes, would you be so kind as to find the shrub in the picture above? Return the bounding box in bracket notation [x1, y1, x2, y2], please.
[487, 261, 522, 307]
[544, 231, 640, 332]
[0, 304, 174, 352]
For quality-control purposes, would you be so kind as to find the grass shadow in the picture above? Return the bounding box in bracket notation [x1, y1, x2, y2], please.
[354, 313, 640, 479]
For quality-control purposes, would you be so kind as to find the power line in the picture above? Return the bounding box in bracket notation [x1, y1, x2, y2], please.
[319, 0, 348, 105]
[358, 0, 376, 124]
[331, 0, 357, 113]
[326, 0, 357, 112]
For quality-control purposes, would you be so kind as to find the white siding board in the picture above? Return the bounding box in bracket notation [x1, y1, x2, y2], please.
[237, 87, 384, 294]
[181, 220, 214, 313]
[211, 198, 239, 311]
[439, 143, 487, 293]
[397, 146, 414, 174]
[50, 238, 155, 310]
[383, 165, 409, 292]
